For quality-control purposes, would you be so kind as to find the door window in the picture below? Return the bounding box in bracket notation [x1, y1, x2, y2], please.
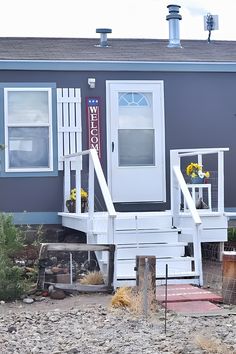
[118, 92, 155, 166]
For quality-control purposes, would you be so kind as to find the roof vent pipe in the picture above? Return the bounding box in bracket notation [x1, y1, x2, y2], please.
[166, 4, 182, 48]
[96, 28, 112, 47]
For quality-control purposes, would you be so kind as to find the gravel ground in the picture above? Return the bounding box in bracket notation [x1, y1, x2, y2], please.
[0, 294, 236, 354]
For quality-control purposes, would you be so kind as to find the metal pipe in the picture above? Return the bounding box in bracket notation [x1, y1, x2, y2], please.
[166, 5, 182, 48]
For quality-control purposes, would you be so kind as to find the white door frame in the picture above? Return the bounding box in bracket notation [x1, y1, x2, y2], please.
[106, 80, 166, 202]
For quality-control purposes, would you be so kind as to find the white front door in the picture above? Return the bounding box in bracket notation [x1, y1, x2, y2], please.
[106, 81, 166, 203]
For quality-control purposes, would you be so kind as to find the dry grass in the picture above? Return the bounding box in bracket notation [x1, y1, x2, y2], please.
[111, 286, 157, 315]
[80, 271, 104, 285]
[111, 287, 132, 308]
[194, 334, 233, 354]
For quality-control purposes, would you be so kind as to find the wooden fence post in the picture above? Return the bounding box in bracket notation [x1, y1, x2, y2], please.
[136, 256, 156, 289]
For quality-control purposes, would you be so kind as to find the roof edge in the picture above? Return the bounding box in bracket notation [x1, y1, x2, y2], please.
[0, 60, 236, 72]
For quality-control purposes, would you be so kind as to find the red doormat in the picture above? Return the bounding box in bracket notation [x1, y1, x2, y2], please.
[166, 300, 222, 314]
[156, 284, 222, 303]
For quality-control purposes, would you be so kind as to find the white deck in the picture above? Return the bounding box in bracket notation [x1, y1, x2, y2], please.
[59, 210, 173, 233]
[59, 147, 229, 287]
[59, 210, 227, 243]
[59, 208, 227, 287]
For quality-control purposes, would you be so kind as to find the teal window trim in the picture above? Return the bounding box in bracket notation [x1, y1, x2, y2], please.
[0, 83, 58, 177]
[10, 212, 61, 225]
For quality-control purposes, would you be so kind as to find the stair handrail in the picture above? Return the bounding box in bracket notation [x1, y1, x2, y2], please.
[173, 166, 202, 225]
[172, 164, 203, 285]
[172, 147, 229, 156]
[63, 149, 117, 287]
[63, 149, 116, 218]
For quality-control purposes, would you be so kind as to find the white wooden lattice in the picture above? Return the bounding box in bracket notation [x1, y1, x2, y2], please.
[57, 88, 82, 170]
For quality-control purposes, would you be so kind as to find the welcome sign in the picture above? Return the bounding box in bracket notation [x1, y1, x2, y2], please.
[86, 97, 101, 159]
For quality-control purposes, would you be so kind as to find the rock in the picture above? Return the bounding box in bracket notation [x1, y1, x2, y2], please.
[48, 284, 55, 293]
[41, 291, 49, 297]
[51, 267, 62, 274]
[45, 268, 53, 275]
[34, 296, 46, 302]
[49, 289, 66, 300]
[23, 297, 34, 304]
[0, 300, 5, 305]
[49, 315, 60, 322]
[7, 326, 17, 333]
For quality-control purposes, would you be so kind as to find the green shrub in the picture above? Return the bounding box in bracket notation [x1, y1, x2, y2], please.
[0, 254, 26, 301]
[0, 213, 24, 256]
[228, 227, 236, 242]
[0, 213, 27, 301]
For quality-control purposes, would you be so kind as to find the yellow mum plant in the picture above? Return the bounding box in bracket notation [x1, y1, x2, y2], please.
[69, 188, 88, 201]
[80, 188, 88, 201]
[186, 163, 210, 179]
[66, 188, 88, 213]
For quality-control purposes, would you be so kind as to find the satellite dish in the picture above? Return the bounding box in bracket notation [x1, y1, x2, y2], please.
[204, 14, 219, 43]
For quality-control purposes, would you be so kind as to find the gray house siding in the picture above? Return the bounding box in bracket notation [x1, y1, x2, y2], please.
[0, 69, 235, 221]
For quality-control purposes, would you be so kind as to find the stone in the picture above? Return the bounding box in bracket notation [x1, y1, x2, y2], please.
[34, 296, 46, 302]
[23, 297, 34, 304]
[51, 267, 62, 274]
[49, 316, 60, 322]
[49, 289, 66, 300]
[7, 326, 17, 333]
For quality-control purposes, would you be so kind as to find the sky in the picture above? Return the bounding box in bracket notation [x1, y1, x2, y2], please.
[0, 0, 236, 41]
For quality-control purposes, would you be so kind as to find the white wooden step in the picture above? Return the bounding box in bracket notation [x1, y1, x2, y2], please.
[117, 277, 200, 287]
[117, 256, 194, 278]
[116, 242, 187, 259]
[90, 211, 173, 233]
[178, 213, 227, 228]
[179, 227, 227, 243]
[114, 212, 173, 231]
[96, 242, 187, 263]
[94, 228, 180, 245]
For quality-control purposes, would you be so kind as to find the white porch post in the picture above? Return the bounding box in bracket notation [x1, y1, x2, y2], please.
[64, 159, 71, 212]
[75, 156, 82, 214]
[87, 152, 95, 238]
[197, 154, 202, 166]
[193, 224, 203, 286]
[218, 151, 224, 214]
[170, 150, 181, 225]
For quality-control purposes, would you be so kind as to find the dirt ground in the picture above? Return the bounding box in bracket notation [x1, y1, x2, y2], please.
[0, 293, 113, 315]
[0, 259, 226, 315]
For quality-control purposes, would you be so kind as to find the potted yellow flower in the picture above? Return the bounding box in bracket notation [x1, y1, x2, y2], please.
[186, 163, 210, 184]
[66, 188, 88, 213]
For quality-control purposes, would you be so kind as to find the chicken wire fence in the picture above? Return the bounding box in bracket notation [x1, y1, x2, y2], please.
[202, 242, 236, 304]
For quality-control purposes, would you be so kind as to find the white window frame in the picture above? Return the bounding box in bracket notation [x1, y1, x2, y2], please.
[4, 87, 53, 173]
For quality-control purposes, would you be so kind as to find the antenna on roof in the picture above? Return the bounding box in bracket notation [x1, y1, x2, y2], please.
[204, 13, 219, 43]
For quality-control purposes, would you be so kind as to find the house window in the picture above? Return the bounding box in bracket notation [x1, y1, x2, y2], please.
[4, 88, 53, 172]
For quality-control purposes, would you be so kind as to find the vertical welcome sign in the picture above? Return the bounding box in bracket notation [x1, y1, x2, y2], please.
[86, 97, 101, 159]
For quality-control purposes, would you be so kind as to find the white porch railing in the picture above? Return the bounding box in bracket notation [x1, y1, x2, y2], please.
[63, 149, 117, 245]
[170, 147, 229, 286]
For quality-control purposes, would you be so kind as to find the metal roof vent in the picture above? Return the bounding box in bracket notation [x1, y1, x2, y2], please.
[166, 4, 182, 48]
[96, 28, 112, 47]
